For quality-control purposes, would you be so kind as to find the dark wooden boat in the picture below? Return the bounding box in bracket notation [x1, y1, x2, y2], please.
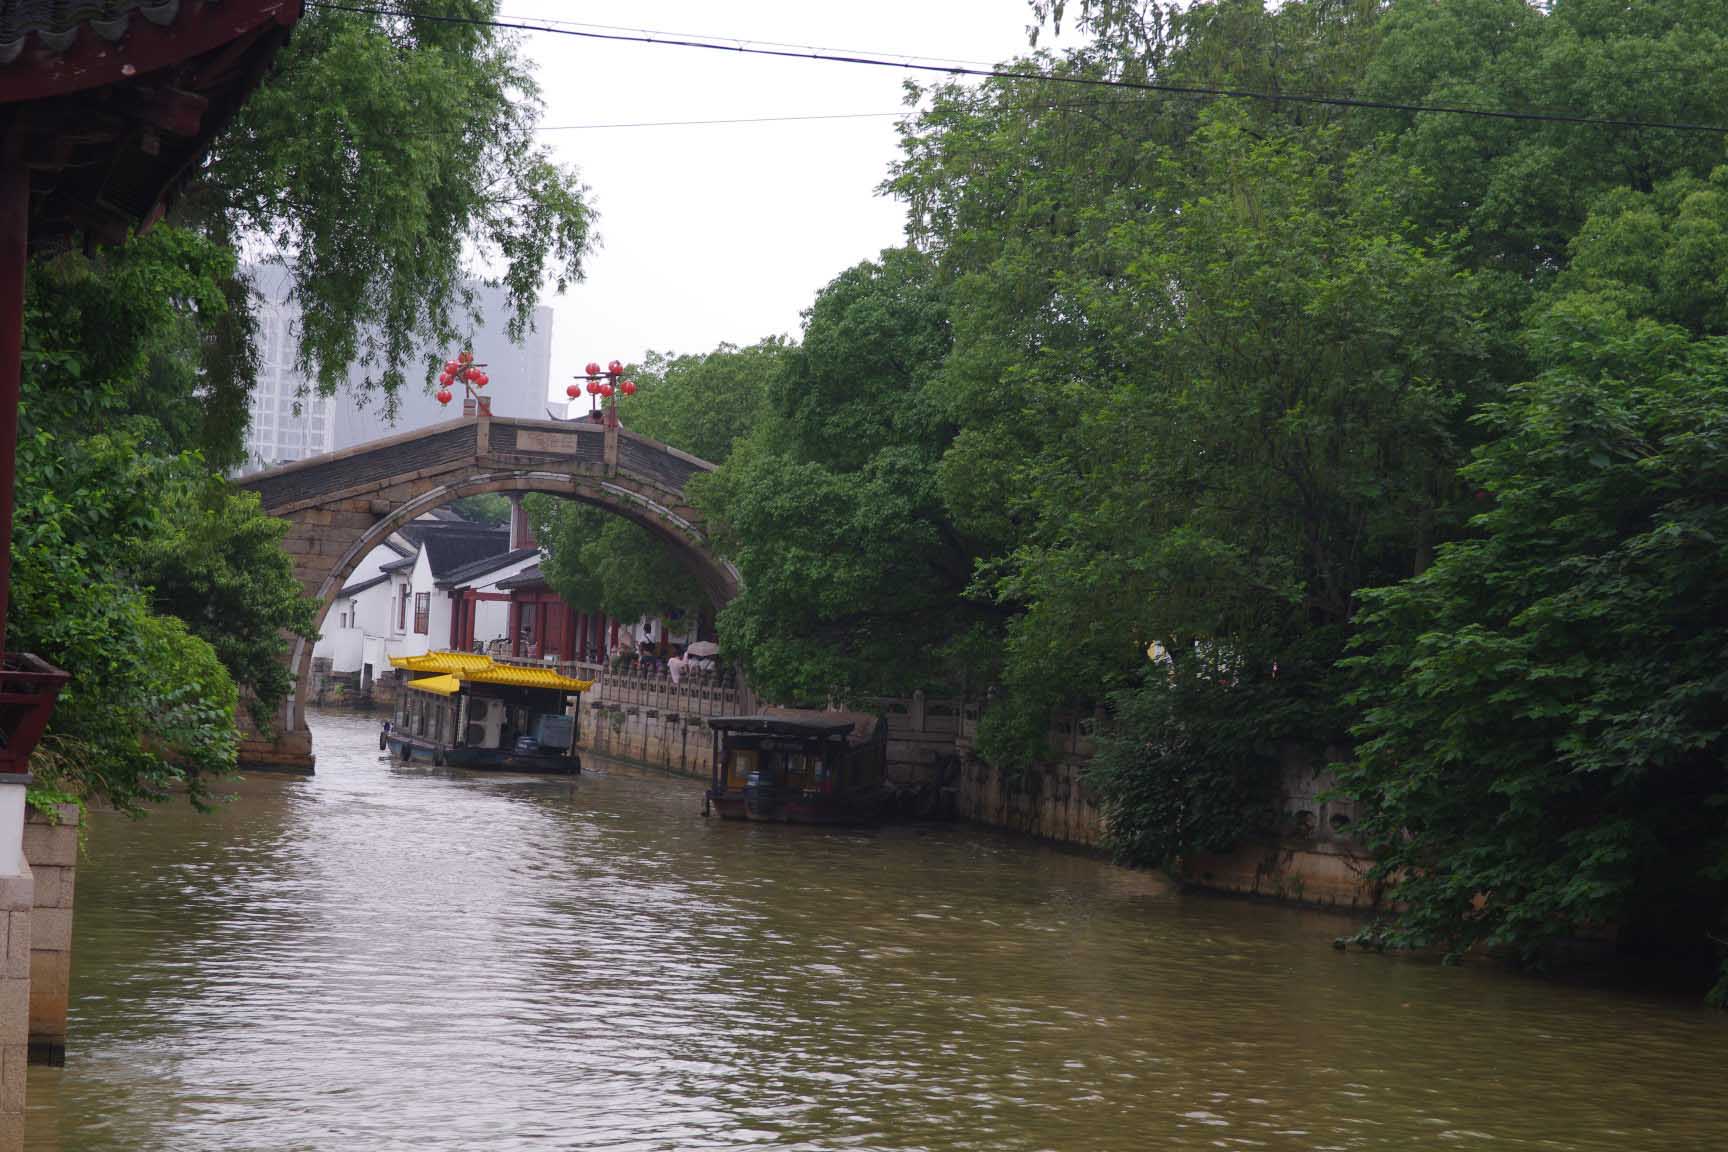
[384, 652, 592, 773]
[706, 711, 886, 824]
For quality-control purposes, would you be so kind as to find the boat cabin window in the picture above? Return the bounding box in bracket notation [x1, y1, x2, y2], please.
[727, 748, 757, 789]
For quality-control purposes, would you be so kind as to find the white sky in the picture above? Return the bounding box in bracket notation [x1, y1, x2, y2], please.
[499, 1, 1063, 403]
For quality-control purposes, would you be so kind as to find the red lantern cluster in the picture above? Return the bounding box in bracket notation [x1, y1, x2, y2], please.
[437, 349, 490, 406]
[570, 358, 637, 409]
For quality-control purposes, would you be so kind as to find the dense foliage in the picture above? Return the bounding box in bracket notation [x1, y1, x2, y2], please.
[16, 233, 316, 810]
[189, 1, 592, 402]
[1342, 171, 1728, 998]
[649, 0, 1728, 995]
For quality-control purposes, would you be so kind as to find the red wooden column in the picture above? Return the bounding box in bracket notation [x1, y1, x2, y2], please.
[508, 599, 521, 658]
[0, 135, 26, 659]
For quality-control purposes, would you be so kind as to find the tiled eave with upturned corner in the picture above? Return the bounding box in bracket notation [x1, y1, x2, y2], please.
[0, 0, 302, 246]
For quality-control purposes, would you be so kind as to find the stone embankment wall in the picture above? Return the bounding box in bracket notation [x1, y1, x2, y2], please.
[950, 705, 1104, 847]
[572, 668, 1378, 910]
[22, 805, 76, 1064]
[576, 666, 741, 780]
[0, 856, 27, 1150]
[953, 718, 1377, 911]
[955, 757, 1104, 847]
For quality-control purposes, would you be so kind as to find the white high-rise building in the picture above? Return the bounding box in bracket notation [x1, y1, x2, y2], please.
[245, 296, 335, 471]
[239, 265, 555, 473]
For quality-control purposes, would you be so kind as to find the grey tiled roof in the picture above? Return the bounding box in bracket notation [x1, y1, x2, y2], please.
[0, 1, 189, 65]
[494, 564, 546, 592]
[436, 547, 541, 591]
[337, 573, 392, 598]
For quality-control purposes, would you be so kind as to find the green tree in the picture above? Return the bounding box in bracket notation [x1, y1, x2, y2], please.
[14, 230, 316, 809]
[626, 340, 786, 464]
[697, 250, 986, 703]
[136, 469, 319, 728]
[1342, 171, 1728, 998]
[189, 1, 592, 401]
[447, 493, 512, 527]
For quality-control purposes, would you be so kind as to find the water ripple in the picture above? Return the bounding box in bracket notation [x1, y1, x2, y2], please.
[24, 711, 1728, 1151]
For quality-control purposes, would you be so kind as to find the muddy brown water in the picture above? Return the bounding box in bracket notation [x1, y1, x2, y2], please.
[25, 711, 1728, 1150]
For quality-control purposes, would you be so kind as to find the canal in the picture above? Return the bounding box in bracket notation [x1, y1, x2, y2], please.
[25, 711, 1728, 1150]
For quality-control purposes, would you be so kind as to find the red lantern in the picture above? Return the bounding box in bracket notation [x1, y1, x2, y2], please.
[436, 388, 453, 406]
[474, 372, 488, 388]
[585, 361, 601, 377]
[444, 360, 460, 375]
[566, 383, 581, 398]
[599, 382, 614, 397]
[621, 379, 637, 396]
[459, 350, 474, 365]
[607, 359, 624, 376]
[586, 381, 600, 395]
[439, 372, 453, 387]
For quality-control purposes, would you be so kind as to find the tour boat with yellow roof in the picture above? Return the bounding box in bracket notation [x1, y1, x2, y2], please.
[384, 652, 592, 772]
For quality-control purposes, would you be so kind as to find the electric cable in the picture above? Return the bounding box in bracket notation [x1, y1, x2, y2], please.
[306, 1, 1728, 135]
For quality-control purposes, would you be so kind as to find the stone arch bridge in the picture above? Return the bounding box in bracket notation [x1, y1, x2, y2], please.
[237, 415, 734, 771]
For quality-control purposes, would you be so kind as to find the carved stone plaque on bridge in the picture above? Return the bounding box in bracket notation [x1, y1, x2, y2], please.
[514, 430, 593, 456]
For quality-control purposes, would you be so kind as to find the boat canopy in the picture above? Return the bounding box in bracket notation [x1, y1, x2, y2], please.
[402, 673, 461, 696]
[708, 715, 859, 739]
[391, 652, 593, 694]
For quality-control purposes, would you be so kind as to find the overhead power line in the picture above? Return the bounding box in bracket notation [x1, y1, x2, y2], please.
[306, 2, 1728, 136]
[534, 111, 908, 132]
[493, 7, 1010, 71]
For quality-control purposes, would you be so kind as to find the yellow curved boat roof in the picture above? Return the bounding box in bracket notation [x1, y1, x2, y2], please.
[391, 652, 592, 694]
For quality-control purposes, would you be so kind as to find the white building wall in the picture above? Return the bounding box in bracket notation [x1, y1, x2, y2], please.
[347, 541, 407, 588]
[398, 550, 437, 659]
[350, 583, 397, 679]
[314, 594, 365, 673]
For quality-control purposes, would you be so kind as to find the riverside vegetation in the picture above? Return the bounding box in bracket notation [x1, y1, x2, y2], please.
[542, 0, 1728, 1002]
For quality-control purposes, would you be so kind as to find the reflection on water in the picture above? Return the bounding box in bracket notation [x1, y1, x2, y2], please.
[26, 711, 1728, 1150]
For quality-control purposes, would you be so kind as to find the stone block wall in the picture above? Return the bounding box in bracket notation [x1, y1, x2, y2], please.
[581, 703, 714, 780]
[955, 756, 1104, 848]
[0, 865, 29, 1150]
[21, 804, 76, 1065]
[1180, 838, 1380, 911]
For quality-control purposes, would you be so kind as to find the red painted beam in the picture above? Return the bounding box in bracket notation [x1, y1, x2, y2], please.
[0, 133, 26, 659]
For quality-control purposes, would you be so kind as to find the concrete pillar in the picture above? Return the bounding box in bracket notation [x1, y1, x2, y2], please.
[0, 777, 33, 1151]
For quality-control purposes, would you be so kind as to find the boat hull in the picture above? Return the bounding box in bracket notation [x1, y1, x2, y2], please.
[386, 733, 579, 775]
[707, 787, 881, 826]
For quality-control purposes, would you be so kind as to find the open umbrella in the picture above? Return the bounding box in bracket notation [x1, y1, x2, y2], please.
[684, 641, 720, 658]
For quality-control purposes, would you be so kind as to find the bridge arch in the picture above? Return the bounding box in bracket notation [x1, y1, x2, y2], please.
[238, 416, 735, 770]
